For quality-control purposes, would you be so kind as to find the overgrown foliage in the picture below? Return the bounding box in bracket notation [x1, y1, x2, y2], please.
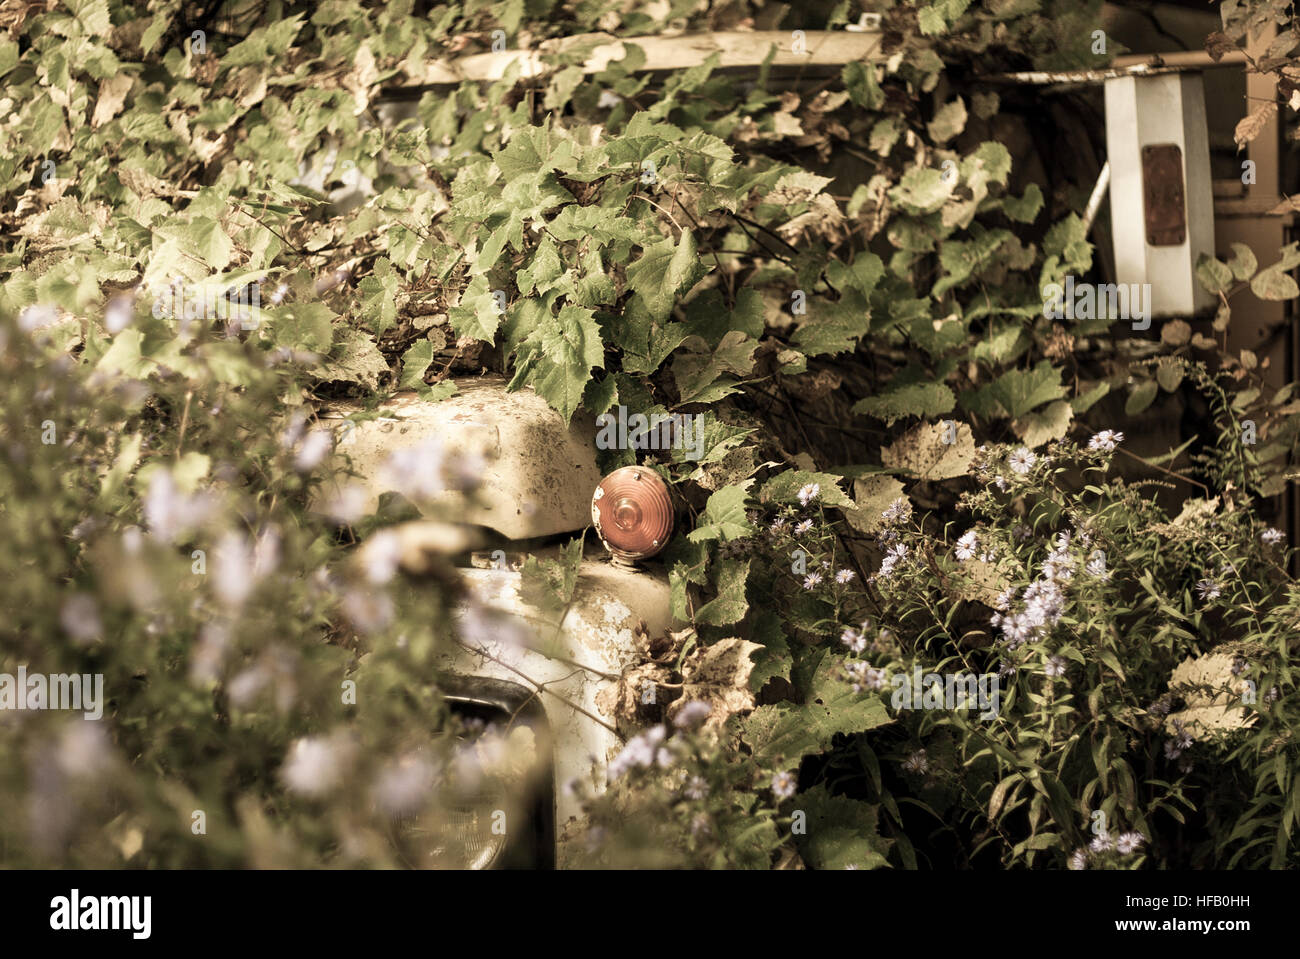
[1, 0, 1297, 868]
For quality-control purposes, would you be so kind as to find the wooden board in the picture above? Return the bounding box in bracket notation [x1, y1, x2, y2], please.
[398, 30, 885, 87]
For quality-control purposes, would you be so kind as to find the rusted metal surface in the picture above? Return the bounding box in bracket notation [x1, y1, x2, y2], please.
[431, 556, 673, 865]
[591, 466, 674, 563]
[1142, 143, 1187, 246]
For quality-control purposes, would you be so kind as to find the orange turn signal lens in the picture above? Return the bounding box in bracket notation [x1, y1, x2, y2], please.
[591, 467, 674, 562]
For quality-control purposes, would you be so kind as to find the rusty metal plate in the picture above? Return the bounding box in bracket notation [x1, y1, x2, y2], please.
[1142, 143, 1186, 246]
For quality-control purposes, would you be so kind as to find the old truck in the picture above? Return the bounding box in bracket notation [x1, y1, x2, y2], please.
[317, 377, 673, 867]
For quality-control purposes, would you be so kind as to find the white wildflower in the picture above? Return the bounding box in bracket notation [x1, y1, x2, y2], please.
[1008, 447, 1037, 475]
[1087, 430, 1124, 452]
[282, 735, 350, 798]
[954, 530, 978, 561]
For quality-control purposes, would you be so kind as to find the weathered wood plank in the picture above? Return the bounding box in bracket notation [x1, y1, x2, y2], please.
[400, 30, 885, 87]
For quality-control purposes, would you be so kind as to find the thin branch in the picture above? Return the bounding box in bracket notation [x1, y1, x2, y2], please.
[453, 637, 619, 734]
[1116, 447, 1210, 496]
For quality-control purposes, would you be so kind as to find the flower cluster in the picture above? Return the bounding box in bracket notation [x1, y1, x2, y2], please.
[991, 577, 1066, 650]
[1069, 829, 1146, 869]
[877, 543, 909, 580]
[1163, 718, 1194, 772]
[845, 661, 887, 693]
[1086, 430, 1125, 453]
[608, 725, 675, 780]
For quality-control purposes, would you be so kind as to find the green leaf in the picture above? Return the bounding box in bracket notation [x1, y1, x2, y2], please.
[749, 611, 791, 691]
[1196, 254, 1234, 294]
[927, 98, 967, 144]
[964, 141, 1012, 187]
[961, 360, 1065, 419]
[843, 61, 884, 110]
[448, 275, 505, 343]
[933, 228, 1011, 298]
[141, 13, 172, 54]
[492, 120, 574, 182]
[187, 217, 233, 271]
[520, 537, 585, 623]
[918, 6, 948, 34]
[1042, 214, 1093, 277]
[1002, 183, 1043, 223]
[322, 327, 388, 389]
[517, 236, 564, 295]
[671, 330, 757, 404]
[273, 303, 335, 353]
[760, 470, 854, 509]
[418, 381, 458, 403]
[357, 257, 400, 335]
[795, 784, 892, 870]
[1251, 262, 1300, 301]
[1012, 399, 1072, 448]
[625, 232, 708, 323]
[1070, 381, 1110, 414]
[1125, 378, 1158, 415]
[889, 167, 953, 214]
[609, 294, 689, 374]
[688, 481, 754, 543]
[1227, 242, 1257, 281]
[694, 558, 751, 626]
[854, 381, 956, 425]
[792, 292, 873, 357]
[510, 304, 605, 424]
[398, 340, 436, 390]
[740, 658, 892, 765]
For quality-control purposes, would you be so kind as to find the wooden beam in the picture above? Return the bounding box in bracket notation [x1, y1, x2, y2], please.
[398, 30, 884, 87]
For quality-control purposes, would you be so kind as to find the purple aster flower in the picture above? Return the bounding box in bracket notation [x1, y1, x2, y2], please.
[881, 498, 911, 525]
[771, 770, 798, 800]
[1116, 831, 1146, 855]
[683, 775, 709, 800]
[840, 627, 867, 653]
[1089, 831, 1114, 854]
[902, 749, 929, 775]
[673, 700, 712, 731]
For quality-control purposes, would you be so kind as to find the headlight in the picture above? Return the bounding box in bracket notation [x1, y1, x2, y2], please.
[405, 782, 512, 870]
[394, 678, 554, 869]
